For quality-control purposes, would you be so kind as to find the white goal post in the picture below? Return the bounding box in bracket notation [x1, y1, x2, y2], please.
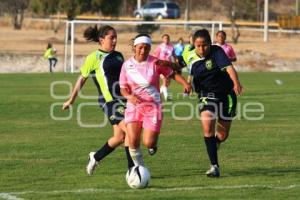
[64, 20, 223, 73]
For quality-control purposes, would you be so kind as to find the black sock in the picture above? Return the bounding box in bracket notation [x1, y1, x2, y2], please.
[94, 142, 115, 162]
[204, 137, 219, 166]
[125, 146, 135, 169]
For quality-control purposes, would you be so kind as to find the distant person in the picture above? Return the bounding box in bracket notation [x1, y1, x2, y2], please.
[44, 43, 57, 73]
[182, 34, 194, 96]
[153, 34, 175, 101]
[174, 37, 184, 57]
[215, 30, 237, 62]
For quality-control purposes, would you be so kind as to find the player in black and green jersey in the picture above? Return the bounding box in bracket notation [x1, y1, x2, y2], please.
[63, 25, 134, 175]
[182, 29, 243, 177]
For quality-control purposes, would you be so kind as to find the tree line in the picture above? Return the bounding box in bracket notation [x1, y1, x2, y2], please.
[0, 0, 282, 31]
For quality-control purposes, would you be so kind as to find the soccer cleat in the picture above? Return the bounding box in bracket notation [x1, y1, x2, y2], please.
[206, 165, 220, 178]
[86, 152, 98, 176]
[148, 147, 157, 156]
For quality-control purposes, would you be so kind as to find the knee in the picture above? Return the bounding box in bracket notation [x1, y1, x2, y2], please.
[114, 133, 125, 144]
[143, 140, 155, 149]
[216, 131, 228, 142]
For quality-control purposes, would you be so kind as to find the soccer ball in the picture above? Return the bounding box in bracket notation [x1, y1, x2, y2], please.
[126, 165, 150, 189]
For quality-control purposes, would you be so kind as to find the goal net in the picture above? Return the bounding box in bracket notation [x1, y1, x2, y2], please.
[64, 20, 223, 73]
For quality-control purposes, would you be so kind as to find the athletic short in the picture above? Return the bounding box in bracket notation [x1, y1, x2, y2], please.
[125, 103, 162, 133]
[198, 91, 237, 121]
[101, 99, 126, 125]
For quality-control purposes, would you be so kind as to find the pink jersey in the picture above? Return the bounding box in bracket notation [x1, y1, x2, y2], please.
[119, 55, 173, 104]
[220, 43, 236, 61]
[153, 43, 174, 62]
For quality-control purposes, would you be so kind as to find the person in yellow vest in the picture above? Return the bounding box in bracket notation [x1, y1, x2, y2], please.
[44, 43, 57, 73]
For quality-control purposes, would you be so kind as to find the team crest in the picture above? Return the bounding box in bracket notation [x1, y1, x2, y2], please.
[117, 107, 125, 114]
[109, 115, 116, 121]
[205, 60, 213, 70]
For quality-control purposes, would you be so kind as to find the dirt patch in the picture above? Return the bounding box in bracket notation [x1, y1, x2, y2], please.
[0, 25, 300, 73]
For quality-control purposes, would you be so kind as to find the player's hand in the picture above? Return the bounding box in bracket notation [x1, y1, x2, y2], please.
[155, 59, 169, 66]
[234, 83, 243, 95]
[62, 100, 72, 110]
[183, 83, 192, 94]
[127, 95, 141, 105]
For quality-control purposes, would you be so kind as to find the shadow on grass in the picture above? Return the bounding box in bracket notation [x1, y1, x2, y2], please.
[225, 166, 300, 177]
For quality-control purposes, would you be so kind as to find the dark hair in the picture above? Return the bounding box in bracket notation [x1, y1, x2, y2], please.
[216, 30, 226, 38]
[83, 25, 115, 42]
[193, 29, 212, 45]
[47, 42, 52, 49]
[162, 34, 170, 39]
[132, 33, 151, 46]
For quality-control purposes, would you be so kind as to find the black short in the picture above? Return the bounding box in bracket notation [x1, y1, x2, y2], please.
[101, 99, 126, 125]
[198, 91, 237, 121]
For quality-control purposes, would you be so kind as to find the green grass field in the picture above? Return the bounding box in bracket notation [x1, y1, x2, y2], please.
[0, 72, 299, 200]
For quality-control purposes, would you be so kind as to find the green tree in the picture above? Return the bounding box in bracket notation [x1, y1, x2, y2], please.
[0, 0, 29, 30]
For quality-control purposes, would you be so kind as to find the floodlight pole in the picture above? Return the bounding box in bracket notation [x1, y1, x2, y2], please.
[263, 0, 269, 42]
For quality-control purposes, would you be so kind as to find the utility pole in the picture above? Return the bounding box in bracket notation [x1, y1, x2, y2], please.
[263, 0, 269, 42]
[184, 0, 190, 30]
[296, 0, 299, 15]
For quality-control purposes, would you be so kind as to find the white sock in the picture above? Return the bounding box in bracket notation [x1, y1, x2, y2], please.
[129, 148, 144, 166]
[160, 86, 168, 100]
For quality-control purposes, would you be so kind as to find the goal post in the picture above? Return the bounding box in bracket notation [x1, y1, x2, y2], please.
[64, 20, 223, 73]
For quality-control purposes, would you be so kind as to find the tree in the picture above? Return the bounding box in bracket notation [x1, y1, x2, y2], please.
[0, 0, 29, 30]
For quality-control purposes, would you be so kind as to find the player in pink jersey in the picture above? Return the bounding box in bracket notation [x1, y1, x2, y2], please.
[153, 34, 176, 101]
[215, 30, 237, 62]
[119, 33, 191, 166]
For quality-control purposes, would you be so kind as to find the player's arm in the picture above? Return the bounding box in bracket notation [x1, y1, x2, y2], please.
[62, 75, 87, 110]
[169, 73, 191, 94]
[226, 66, 243, 95]
[155, 57, 186, 73]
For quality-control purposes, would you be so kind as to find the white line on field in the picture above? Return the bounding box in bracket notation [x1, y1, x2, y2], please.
[1, 184, 299, 198]
[0, 193, 23, 200]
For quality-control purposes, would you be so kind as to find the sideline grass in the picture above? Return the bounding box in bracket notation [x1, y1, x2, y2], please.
[0, 72, 299, 200]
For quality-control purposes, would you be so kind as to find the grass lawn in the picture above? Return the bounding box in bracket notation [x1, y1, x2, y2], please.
[0, 72, 299, 200]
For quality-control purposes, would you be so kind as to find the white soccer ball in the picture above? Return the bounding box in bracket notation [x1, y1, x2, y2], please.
[126, 165, 150, 189]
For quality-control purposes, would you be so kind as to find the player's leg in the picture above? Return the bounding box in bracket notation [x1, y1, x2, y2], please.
[216, 91, 237, 145]
[87, 100, 128, 175]
[53, 57, 57, 67]
[127, 122, 144, 166]
[160, 76, 169, 101]
[142, 104, 162, 155]
[143, 129, 159, 155]
[48, 59, 52, 73]
[118, 120, 135, 169]
[86, 125, 125, 175]
[215, 120, 232, 143]
[200, 110, 220, 177]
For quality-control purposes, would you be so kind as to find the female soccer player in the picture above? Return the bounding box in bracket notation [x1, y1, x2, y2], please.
[119, 33, 191, 166]
[215, 30, 237, 62]
[182, 29, 243, 177]
[62, 25, 134, 175]
[174, 37, 184, 57]
[44, 42, 57, 73]
[153, 34, 176, 101]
